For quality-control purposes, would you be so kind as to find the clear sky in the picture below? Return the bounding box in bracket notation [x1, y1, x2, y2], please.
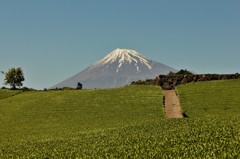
[0, 0, 240, 89]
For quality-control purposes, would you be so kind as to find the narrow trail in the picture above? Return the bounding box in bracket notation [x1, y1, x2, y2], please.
[163, 90, 183, 119]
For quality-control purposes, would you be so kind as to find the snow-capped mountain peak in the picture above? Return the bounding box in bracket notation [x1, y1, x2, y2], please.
[51, 48, 177, 89]
[90, 48, 152, 70]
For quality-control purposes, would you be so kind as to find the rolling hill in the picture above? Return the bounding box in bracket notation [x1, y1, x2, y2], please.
[0, 86, 163, 145]
[0, 80, 240, 158]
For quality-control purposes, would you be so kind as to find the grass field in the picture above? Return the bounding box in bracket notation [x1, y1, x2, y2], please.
[0, 81, 240, 158]
[176, 79, 240, 118]
[0, 85, 164, 158]
[0, 89, 22, 100]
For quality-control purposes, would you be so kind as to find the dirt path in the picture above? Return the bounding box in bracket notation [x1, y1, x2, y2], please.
[163, 90, 183, 119]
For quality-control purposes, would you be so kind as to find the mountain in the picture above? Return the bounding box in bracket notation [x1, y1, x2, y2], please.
[51, 48, 177, 89]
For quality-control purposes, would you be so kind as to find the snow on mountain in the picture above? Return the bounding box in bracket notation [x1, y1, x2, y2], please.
[90, 48, 152, 71]
[51, 48, 177, 89]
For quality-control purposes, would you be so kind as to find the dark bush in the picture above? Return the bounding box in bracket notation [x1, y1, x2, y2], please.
[176, 69, 193, 75]
[21, 87, 35, 91]
[131, 79, 154, 85]
[63, 87, 75, 90]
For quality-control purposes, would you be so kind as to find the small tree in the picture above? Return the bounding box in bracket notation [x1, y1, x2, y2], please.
[76, 82, 82, 90]
[4, 67, 25, 90]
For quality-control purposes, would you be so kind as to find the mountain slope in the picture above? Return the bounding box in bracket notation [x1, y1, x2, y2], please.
[52, 48, 177, 89]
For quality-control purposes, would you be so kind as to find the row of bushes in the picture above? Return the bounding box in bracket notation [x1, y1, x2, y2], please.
[47, 87, 79, 91]
[131, 73, 240, 90]
[155, 73, 240, 90]
[131, 79, 154, 85]
[1, 86, 35, 91]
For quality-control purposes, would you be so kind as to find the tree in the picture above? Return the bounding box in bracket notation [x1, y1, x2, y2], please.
[4, 67, 25, 90]
[76, 82, 82, 90]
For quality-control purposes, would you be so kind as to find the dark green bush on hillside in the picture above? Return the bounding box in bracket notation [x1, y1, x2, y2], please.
[63, 87, 75, 90]
[131, 79, 154, 85]
[176, 69, 193, 75]
[21, 87, 35, 91]
[168, 69, 193, 76]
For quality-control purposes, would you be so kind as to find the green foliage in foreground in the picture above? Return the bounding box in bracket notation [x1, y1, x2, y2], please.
[1, 119, 239, 158]
[1, 82, 240, 158]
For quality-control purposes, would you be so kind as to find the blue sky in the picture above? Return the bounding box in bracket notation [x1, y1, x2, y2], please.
[0, 0, 240, 89]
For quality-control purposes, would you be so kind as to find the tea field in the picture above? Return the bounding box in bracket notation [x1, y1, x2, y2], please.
[176, 79, 240, 119]
[0, 81, 240, 158]
[0, 89, 22, 100]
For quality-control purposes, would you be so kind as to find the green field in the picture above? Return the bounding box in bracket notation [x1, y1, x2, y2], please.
[0, 89, 22, 100]
[0, 81, 240, 158]
[176, 80, 240, 118]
